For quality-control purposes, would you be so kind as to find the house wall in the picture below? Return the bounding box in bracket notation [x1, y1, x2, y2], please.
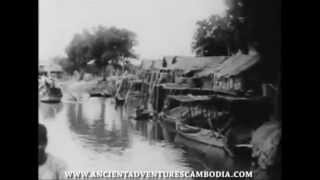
[202, 77, 212, 89]
[212, 74, 244, 93]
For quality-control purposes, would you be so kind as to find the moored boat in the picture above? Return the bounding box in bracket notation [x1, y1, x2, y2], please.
[161, 94, 237, 157]
[40, 86, 63, 103]
[134, 106, 153, 121]
[89, 88, 112, 98]
[89, 92, 112, 98]
[175, 122, 234, 157]
[176, 123, 201, 133]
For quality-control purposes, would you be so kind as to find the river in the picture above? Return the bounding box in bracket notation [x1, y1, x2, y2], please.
[39, 96, 261, 179]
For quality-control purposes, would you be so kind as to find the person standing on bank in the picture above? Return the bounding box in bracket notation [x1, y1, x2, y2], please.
[39, 123, 67, 179]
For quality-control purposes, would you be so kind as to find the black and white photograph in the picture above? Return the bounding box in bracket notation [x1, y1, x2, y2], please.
[38, 0, 281, 179]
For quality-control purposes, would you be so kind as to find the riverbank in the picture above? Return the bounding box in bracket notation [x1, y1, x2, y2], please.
[59, 78, 117, 101]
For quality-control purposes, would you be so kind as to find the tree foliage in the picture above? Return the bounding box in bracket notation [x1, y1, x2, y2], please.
[65, 31, 94, 71]
[192, 0, 280, 82]
[192, 14, 236, 56]
[65, 26, 138, 79]
[226, 0, 281, 82]
[52, 56, 75, 75]
[91, 26, 138, 68]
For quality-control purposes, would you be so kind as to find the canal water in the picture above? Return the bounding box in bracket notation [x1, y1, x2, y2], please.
[39, 97, 256, 179]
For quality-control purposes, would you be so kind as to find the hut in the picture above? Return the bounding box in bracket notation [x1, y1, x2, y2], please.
[212, 49, 261, 96]
[39, 63, 63, 79]
[163, 56, 226, 78]
[48, 64, 63, 79]
[39, 65, 47, 76]
[192, 49, 260, 96]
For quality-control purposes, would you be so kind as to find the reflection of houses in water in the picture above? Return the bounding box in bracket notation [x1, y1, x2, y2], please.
[104, 101, 122, 132]
[132, 120, 166, 143]
[39, 103, 63, 120]
[81, 98, 104, 125]
[67, 103, 91, 135]
[67, 99, 130, 152]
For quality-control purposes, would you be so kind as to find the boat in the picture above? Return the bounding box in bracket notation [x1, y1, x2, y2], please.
[176, 123, 225, 148]
[175, 122, 234, 157]
[89, 88, 112, 98]
[89, 82, 114, 98]
[174, 132, 230, 159]
[176, 123, 201, 133]
[134, 107, 153, 121]
[160, 94, 237, 156]
[89, 93, 112, 98]
[159, 106, 189, 130]
[40, 86, 63, 103]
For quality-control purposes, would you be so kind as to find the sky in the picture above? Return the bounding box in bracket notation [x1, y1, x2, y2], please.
[39, 0, 227, 63]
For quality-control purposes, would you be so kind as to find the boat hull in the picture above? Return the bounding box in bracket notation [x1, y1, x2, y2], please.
[40, 96, 62, 103]
[176, 127, 225, 148]
[174, 133, 229, 158]
[89, 93, 112, 98]
[39, 86, 63, 103]
[176, 123, 235, 157]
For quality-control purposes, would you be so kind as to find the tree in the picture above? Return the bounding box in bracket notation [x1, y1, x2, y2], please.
[192, 0, 280, 83]
[91, 26, 138, 80]
[228, 0, 281, 123]
[65, 26, 138, 80]
[65, 30, 94, 80]
[52, 56, 75, 75]
[225, 0, 281, 83]
[192, 14, 236, 56]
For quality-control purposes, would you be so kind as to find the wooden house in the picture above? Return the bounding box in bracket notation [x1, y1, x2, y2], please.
[212, 49, 261, 95]
[39, 63, 63, 79]
[194, 49, 261, 96]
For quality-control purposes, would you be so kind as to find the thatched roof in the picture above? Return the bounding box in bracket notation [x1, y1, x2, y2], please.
[165, 56, 226, 73]
[141, 59, 163, 70]
[215, 49, 260, 78]
[193, 57, 228, 77]
[141, 56, 227, 74]
[39, 63, 63, 73]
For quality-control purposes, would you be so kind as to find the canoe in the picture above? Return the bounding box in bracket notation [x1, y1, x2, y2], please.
[40, 97, 62, 103]
[177, 123, 201, 133]
[176, 124, 225, 148]
[159, 106, 189, 127]
[176, 124, 234, 157]
[89, 93, 112, 98]
[159, 116, 177, 133]
[175, 133, 230, 158]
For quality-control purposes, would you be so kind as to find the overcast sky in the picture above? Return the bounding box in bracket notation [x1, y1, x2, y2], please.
[39, 0, 227, 62]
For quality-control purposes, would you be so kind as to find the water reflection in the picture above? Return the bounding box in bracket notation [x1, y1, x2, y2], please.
[39, 97, 256, 179]
[39, 102, 63, 120]
[66, 98, 130, 154]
